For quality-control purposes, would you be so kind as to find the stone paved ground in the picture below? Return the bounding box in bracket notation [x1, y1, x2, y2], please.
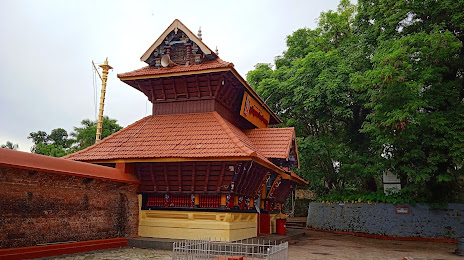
[48, 247, 171, 260]
[47, 229, 463, 260]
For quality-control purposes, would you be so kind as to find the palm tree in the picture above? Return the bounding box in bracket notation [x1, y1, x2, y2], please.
[1, 141, 19, 150]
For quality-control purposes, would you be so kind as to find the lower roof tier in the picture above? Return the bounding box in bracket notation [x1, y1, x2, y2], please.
[64, 112, 306, 185]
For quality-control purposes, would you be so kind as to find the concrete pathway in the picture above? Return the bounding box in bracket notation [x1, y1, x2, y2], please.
[47, 229, 462, 260]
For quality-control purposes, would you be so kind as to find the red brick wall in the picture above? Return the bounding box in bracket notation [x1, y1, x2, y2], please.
[0, 166, 139, 249]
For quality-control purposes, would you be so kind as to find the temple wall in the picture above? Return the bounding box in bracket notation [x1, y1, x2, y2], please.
[0, 166, 139, 249]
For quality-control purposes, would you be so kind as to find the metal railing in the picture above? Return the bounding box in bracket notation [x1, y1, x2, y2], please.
[172, 238, 288, 260]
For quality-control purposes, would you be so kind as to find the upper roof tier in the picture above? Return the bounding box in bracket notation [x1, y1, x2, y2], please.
[117, 19, 281, 128]
[118, 58, 233, 78]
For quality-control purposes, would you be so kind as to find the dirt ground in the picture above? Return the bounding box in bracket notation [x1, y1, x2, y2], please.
[288, 229, 462, 259]
[47, 229, 462, 260]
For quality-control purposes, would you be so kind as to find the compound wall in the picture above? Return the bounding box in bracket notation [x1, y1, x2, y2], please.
[0, 166, 139, 249]
[307, 202, 464, 239]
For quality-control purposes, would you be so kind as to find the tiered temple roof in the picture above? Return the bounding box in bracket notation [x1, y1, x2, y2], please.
[65, 19, 307, 202]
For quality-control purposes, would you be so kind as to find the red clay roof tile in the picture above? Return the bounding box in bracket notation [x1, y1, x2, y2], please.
[244, 128, 295, 159]
[289, 170, 309, 185]
[117, 58, 234, 78]
[64, 112, 281, 173]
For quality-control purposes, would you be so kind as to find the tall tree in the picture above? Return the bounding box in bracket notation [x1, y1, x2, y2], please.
[48, 128, 73, 148]
[71, 116, 123, 150]
[248, 0, 464, 202]
[1, 141, 19, 150]
[353, 0, 464, 202]
[28, 117, 123, 157]
[28, 128, 72, 157]
[248, 0, 378, 195]
[28, 131, 48, 145]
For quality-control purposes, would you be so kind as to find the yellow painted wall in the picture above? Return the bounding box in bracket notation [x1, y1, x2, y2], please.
[138, 209, 257, 241]
[138, 196, 257, 241]
[270, 213, 278, 234]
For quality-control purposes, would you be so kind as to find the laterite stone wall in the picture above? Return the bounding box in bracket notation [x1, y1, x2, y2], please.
[307, 202, 464, 239]
[0, 166, 139, 249]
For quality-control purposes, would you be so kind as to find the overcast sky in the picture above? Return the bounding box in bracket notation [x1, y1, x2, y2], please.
[0, 0, 341, 152]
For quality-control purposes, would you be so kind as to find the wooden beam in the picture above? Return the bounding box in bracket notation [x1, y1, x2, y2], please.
[163, 163, 169, 192]
[222, 81, 236, 107]
[207, 73, 213, 96]
[242, 163, 253, 195]
[203, 162, 211, 192]
[268, 175, 282, 198]
[134, 164, 141, 181]
[216, 162, 226, 192]
[84, 157, 285, 175]
[160, 79, 166, 100]
[258, 173, 270, 198]
[191, 162, 195, 192]
[138, 84, 150, 99]
[171, 77, 178, 100]
[177, 162, 182, 192]
[182, 76, 189, 98]
[254, 167, 266, 195]
[251, 166, 265, 195]
[151, 96, 215, 104]
[232, 162, 242, 194]
[237, 162, 251, 193]
[150, 163, 157, 192]
[149, 80, 155, 102]
[195, 75, 201, 98]
[214, 73, 226, 96]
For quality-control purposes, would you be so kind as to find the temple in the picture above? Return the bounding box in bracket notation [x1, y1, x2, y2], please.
[65, 19, 307, 241]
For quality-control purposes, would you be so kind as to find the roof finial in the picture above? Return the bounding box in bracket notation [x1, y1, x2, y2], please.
[198, 27, 202, 40]
[215, 46, 219, 56]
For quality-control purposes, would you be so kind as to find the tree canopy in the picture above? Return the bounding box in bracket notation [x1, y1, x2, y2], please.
[1, 141, 19, 150]
[247, 0, 464, 202]
[28, 128, 72, 157]
[71, 116, 123, 150]
[28, 116, 122, 157]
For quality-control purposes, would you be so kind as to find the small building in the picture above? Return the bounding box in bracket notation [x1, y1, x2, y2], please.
[64, 19, 307, 241]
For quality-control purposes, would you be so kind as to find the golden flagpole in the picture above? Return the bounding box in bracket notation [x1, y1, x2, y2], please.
[95, 58, 112, 142]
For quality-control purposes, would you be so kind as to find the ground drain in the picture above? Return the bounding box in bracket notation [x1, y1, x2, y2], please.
[312, 252, 333, 255]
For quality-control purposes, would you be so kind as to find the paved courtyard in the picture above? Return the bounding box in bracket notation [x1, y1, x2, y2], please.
[48, 229, 462, 260]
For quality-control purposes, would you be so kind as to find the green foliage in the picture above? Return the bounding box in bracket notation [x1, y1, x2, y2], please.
[353, 0, 464, 203]
[33, 143, 70, 157]
[248, 0, 464, 203]
[28, 131, 48, 145]
[28, 128, 73, 156]
[1, 141, 19, 150]
[318, 189, 421, 205]
[248, 0, 379, 196]
[28, 116, 122, 157]
[71, 116, 123, 150]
